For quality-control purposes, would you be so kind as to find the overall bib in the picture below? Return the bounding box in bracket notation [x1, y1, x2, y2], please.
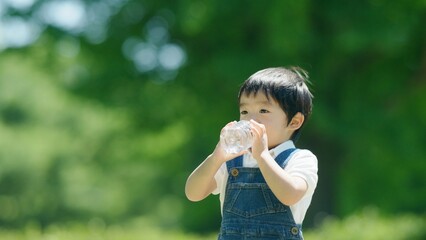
[219, 148, 303, 240]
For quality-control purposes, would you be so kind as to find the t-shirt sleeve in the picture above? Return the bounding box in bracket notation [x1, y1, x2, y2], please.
[212, 162, 227, 195]
[285, 149, 318, 196]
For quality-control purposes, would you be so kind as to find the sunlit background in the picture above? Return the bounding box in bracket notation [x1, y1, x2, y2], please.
[0, 0, 425, 239]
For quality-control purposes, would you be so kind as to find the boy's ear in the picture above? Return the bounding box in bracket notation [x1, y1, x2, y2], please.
[288, 112, 304, 130]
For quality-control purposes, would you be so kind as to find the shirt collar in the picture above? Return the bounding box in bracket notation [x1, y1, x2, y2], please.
[269, 140, 295, 159]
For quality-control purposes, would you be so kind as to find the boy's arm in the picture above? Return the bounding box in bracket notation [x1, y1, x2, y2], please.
[256, 153, 308, 206]
[185, 122, 247, 202]
[250, 120, 309, 206]
[185, 152, 224, 202]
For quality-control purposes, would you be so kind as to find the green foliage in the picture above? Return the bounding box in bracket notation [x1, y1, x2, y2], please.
[0, 52, 190, 226]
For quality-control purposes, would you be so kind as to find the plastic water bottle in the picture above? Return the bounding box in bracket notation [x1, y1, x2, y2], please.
[220, 120, 253, 154]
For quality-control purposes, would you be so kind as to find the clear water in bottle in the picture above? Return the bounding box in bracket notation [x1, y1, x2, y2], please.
[220, 120, 253, 154]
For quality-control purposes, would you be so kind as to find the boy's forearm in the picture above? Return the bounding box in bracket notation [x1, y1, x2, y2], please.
[256, 152, 307, 206]
[185, 154, 223, 202]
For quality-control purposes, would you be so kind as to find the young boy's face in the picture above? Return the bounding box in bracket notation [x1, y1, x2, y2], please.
[239, 92, 292, 149]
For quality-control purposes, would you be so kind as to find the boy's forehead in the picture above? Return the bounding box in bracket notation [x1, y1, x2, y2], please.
[241, 89, 267, 98]
[240, 91, 267, 99]
[239, 92, 277, 105]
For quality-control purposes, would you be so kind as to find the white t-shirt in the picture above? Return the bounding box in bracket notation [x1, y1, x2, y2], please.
[212, 140, 318, 224]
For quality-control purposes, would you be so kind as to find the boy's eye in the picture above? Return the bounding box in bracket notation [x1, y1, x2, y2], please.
[240, 110, 248, 115]
[260, 109, 269, 113]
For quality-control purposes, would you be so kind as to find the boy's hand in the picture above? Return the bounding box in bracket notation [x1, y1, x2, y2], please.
[249, 120, 269, 160]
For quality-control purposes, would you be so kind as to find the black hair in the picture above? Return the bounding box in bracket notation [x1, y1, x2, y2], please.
[238, 66, 313, 142]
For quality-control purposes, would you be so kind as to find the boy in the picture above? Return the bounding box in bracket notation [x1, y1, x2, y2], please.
[185, 67, 318, 239]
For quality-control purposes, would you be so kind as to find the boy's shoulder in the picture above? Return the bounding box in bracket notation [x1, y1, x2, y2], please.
[289, 148, 317, 165]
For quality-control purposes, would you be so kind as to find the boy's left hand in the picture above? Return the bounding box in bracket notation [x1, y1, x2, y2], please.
[249, 120, 269, 159]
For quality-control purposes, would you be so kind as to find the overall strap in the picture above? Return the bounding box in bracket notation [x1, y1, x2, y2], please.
[275, 148, 297, 168]
[226, 156, 243, 172]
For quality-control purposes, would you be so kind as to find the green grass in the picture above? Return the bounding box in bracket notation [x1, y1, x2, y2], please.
[304, 208, 425, 240]
[0, 222, 217, 240]
[0, 209, 424, 240]
[0, 216, 216, 240]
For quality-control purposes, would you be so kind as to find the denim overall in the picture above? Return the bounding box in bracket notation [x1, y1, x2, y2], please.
[219, 148, 303, 240]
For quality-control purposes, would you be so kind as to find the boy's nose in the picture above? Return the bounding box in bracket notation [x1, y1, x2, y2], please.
[251, 119, 261, 124]
[247, 115, 260, 123]
[241, 114, 256, 122]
